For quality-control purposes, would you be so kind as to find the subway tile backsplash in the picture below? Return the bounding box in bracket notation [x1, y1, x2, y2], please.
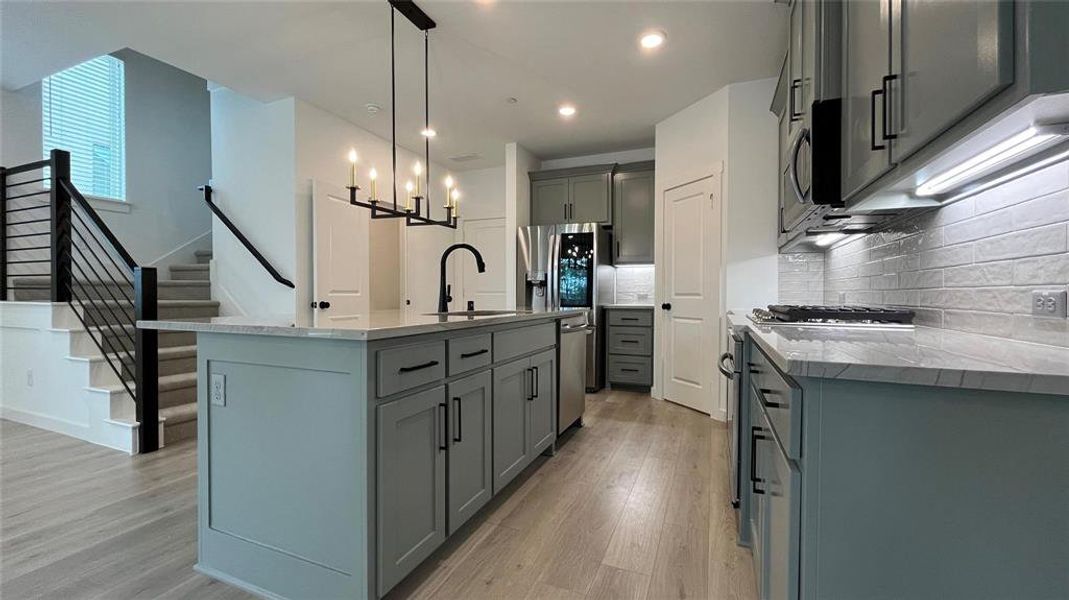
[778, 253, 825, 305]
[609, 265, 655, 305]
[816, 159, 1069, 347]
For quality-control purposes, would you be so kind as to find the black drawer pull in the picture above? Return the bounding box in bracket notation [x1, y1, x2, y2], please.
[751, 426, 770, 494]
[621, 339, 639, 344]
[621, 368, 640, 373]
[460, 348, 489, 359]
[399, 360, 439, 373]
[759, 388, 789, 409]
[621, 317, 639, 321]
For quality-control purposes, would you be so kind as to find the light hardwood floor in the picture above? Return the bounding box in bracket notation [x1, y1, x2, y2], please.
[0, 389, 756, 600]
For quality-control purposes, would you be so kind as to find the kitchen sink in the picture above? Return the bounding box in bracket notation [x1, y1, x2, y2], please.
[424, 310, 519, 317]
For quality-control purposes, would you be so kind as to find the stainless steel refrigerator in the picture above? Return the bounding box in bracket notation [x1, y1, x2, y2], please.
[518, 223, 612, 392]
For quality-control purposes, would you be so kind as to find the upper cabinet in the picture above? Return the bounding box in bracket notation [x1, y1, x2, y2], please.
[529, 165, 613, 225]
[612, 162, 655, 264]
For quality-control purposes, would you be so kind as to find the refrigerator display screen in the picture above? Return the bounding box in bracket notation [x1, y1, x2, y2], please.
[558, 232, 594, 307]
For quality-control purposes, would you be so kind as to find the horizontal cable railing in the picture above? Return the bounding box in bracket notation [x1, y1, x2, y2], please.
[199, 184, 294, 288]
[1, 150, 160, 453]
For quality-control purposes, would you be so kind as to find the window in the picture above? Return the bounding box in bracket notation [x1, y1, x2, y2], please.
[42, 55, 126, 201]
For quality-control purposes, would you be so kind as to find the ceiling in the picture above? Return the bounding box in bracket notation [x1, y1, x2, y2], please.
[1, 1, 788, 170]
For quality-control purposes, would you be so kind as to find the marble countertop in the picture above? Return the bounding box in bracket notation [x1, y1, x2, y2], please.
[138, 309, 581, 341]
[727, 310, 1069, 396]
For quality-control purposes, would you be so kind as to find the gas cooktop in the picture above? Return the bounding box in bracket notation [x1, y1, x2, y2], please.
[749, 305, 916, 330]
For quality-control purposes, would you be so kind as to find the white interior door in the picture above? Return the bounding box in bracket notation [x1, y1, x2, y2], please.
[661, 174, 722, 415]
[403, 220, 456, 316]
[312, 181, 368, 326]
[458, 218, 506, 310]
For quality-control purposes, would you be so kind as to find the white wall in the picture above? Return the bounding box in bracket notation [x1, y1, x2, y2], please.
[1, 49, 213, 272]
[540, 147, 655, 171]
[505, 142, 540, 309]
[654, 78, 779, 416]
[457, 165, 506, 219]
[209, 90, 296, 319]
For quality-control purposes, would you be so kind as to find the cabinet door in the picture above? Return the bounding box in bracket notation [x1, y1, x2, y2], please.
[447, 371, 493, 535]
[891, 0, 1013, 162]
[788, 0, 805, 132]
[528, 349, 556, 455]
[531, 179, 568, 225]
[376, 386, 447, 596]
[800, 0, 816, 109]
[766, 439, 801, 600]
[613, 170, 655, 264]
[492, 359, 530, 493]
[569, 173, 611, 223]
[841, 0, 893, 199]
[749, 392, 769, 600]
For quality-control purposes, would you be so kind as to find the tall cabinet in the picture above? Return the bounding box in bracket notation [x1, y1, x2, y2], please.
[611, 161, 655, 264]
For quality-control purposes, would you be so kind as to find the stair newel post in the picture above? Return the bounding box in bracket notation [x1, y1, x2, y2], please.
[1, 165, 7, 301]
[49, 149, 72, 303]
[134, 266, 160, 453]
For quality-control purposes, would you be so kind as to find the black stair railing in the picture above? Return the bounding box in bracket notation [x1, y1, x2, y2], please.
[199, 184, 294, 288]
[1, 149, 160, 453]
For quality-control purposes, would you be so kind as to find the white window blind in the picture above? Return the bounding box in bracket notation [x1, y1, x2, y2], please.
[42, 55, 126, 201]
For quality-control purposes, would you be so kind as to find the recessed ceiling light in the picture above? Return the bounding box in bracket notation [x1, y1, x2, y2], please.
[421, 128, 437, 138]
[639, 30, 666, 50]
[558, 104, 577, 118]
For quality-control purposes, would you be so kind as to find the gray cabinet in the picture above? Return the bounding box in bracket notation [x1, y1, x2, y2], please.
[376, 385, 447, 595]
[492, 359, 530, 492]
[529, 165, 613, 225]
[529, 349, 556, 455]
[841, 0, 894, 199]
[446, 371, 493, 535]
[788, 0, 805, 134]
[612, 166, 655, 264]
[604, 307, 654, 388]
[891, 0, 1013, 162]
[531, 179, 569, 225]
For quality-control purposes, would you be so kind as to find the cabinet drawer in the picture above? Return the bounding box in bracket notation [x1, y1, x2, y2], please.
[377, 341, 446, 398]
[607, 310, 652, 327]
[755, 407, 801, 600]
[608, 326, 652, 356]
[448, 334, 492, 376]
[748, 344, 802, 459]
[608, 355, 652, 386]
[493, 323, 556, 363]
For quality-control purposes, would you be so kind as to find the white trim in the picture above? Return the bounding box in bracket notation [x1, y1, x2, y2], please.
[147, 229, 212, 267]
[85, 194, 131, 214]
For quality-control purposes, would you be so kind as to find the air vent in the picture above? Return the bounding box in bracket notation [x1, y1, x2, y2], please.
[449, 153, 482, 163]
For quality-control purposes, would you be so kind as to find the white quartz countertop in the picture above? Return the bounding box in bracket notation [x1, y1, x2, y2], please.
[138, 309, 581, 341]
[601, 304, 654, 309]
[726, 311, 1069, 396]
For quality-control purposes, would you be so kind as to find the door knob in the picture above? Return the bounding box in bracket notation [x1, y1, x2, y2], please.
[311, 301, 331, 309]
[661, 302, 672, 310]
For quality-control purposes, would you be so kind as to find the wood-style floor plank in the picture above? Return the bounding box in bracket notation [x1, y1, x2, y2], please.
[1, 389, 756, 600]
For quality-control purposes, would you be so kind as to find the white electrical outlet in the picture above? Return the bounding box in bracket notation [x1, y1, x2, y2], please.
[1032, 290, 1068, 318]
[210, 373, 227, 407]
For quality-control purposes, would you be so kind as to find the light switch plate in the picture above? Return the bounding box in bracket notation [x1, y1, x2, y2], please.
[210, 373, 227, 406]
[1031, 290, 1068, 318]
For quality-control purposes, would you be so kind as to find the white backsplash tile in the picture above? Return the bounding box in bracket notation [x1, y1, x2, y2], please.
[608, 265, 655, 305]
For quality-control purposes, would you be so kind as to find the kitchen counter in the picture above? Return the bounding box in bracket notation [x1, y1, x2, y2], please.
[138, 308, 580, 341]
[600, 304, 653, 309]
[727, 310, 1069, 395]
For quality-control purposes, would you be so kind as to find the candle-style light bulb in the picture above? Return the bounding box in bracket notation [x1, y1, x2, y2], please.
[444, 175, 455, 208]
[451, 188, 461, 217]
[413, 162, 423, 197]
[405, 180, 415, 211]
[369, 167, 378, 201]
[347, 148, 358, 188]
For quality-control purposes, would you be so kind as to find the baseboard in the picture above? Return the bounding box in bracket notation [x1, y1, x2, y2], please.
[147, 230, 212, 271]
[1, 405, 89, 438]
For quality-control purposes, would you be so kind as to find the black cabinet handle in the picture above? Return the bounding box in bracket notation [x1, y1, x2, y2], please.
[622, 317, 639, 321]
[533, 366, 539, 398]
[789, 78, 803, 122]
[525, 368, 534, 401]
[622, 368, 639, 373]
[460, 348, 489, 359]
[759, 388, 789, 409]
[751, 426, 769, 494]
[881, 74, 899, 141]
[621, 339, 639, 344]
[453, 396, 462, 442]
[438, 402, 448, 451]
[399, 360, 439, 373]
[870, 88, 886, 151]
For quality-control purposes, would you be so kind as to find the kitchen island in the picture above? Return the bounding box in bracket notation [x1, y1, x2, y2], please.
[139, 309, 579, 600]
[725, 311, 1069, 600]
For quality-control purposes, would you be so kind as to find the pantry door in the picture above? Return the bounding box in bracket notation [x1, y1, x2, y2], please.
[660, 173, 722, 415]
[312, 180, 368, 326]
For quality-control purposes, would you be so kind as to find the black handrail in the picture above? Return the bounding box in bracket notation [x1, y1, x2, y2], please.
[199, 184, 295, 288]
[1, 149, 159, 453]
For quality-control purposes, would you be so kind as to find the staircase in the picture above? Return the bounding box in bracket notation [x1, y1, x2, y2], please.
[10, 249, 217, 444]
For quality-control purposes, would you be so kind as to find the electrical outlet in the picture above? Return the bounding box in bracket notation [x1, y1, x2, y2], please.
[210, 373, 227, 407]
[1032, 290, 1068, 318]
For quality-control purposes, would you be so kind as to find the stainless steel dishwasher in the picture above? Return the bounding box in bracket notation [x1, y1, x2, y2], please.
[558, 315, 589, 433]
